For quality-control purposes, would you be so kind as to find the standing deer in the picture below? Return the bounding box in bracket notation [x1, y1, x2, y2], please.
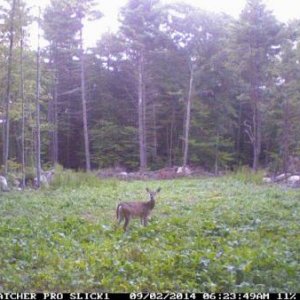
[116, 187, 161, 231]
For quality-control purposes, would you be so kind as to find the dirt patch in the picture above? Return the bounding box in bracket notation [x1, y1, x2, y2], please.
[96, 166, 213, 180]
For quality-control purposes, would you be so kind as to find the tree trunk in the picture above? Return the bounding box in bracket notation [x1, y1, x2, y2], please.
[183, 63, 194, 167]
[168, 104, 175, 166]
[80, 27, 91, 171]
[50, 58, 58, 166]
[152, 103, 157, 159]
[236, 99, 243, 164]
[214, 129, 220, 176]
[53, 74, 58, 165]
[138, 52, 147, 171]
[283, 97, 290, 174]
[20, 28, 25, 189]
[252, 98, 261, 172]
[35, 8, 41, 187]
[3, 0, 16, 175]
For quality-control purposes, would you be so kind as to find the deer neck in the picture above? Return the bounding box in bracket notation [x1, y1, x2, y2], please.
[146, 198, 155, 210]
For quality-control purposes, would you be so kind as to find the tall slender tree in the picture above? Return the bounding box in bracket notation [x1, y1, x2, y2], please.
[3, 0, 16, 175]
[20, 27, 25, 188]
[183, 62, 194, 167]
[35, 7, 41, 187]
[79, 15, 91, 171]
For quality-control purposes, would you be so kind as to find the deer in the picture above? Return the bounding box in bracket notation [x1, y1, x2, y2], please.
[116, 187, 161, 231]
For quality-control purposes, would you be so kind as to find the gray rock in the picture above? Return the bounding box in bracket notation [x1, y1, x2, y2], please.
[287, 175, 300, 187]
[0, 176, 9, 191]
[262, 177, 272, 184]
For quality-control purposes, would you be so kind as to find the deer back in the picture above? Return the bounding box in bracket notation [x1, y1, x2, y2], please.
[120, 200, 153, 218]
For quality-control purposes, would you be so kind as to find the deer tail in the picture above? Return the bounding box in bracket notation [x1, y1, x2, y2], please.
[116, 203, 122, 220]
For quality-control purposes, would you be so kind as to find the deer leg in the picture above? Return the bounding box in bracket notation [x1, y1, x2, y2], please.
[124, 216, 130, 231]
[118, 214, 124, 224]
[143, 217, 148, 226]
[117, 205, 124, 225]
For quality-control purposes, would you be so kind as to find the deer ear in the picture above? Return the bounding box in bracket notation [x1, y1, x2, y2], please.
[156, 187, 161, 193]
[146, 187, 150, 193]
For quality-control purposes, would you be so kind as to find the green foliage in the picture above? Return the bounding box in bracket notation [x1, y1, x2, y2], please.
[90, 121, 139, 170]
[0, 176, 299, 292]
[50, 169, 101, 189]
[230, 166, 264, 185]
[6, 159, 22, 172]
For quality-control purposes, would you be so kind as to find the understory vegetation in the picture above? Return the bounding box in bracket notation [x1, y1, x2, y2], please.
[0, 173, 299, 292]
[3, 0, 300, 175]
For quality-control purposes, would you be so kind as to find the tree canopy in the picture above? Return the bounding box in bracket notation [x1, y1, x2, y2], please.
[1, 0, 300, 174]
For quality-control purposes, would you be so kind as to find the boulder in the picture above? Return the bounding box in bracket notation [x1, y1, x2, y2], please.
[43, 170, 55, 183]
[34, 174, 49, 187]
[117, 172, 128, 179]
[287, 175, 300, 187]
[0, 176, 9, 191]
[176, 166, 192, 175]
[262, 177, 272, 184]
[274, 173, 291, 182]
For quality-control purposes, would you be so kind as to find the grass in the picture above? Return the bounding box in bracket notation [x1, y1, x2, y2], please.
[0, 174, 299, 292]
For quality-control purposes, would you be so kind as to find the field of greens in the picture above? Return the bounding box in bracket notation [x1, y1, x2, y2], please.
[0, 172, 299, 292]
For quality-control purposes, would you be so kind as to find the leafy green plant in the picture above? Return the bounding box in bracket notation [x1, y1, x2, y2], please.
[0, 174, 299, 292]
[51, 169, 104, 189]
[90, 121, 139, 170]
[230, 166, 264, 185]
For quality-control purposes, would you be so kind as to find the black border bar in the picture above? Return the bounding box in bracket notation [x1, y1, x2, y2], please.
[0, 293, 298, 300]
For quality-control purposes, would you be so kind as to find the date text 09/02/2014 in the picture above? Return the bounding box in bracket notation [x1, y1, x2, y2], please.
[0, 293, 297, 300]
[129, 293, 297, 300]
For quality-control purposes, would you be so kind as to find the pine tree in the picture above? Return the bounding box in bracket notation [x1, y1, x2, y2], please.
[234, 0, 282, 171]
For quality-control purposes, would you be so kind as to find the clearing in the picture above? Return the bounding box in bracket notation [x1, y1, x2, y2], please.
[0, 175, 299, 292]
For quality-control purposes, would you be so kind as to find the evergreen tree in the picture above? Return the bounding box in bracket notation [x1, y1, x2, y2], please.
[233, 0, 282, 171]
[119, 0, 166, 171]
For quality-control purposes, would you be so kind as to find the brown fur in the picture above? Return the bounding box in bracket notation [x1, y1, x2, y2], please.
[116, 188, 161, 231]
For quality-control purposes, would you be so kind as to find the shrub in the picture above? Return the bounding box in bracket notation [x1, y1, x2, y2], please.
[230, 165, 264, 185]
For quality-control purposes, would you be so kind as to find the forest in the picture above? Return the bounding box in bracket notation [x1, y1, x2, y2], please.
[1, 0, 300, 180]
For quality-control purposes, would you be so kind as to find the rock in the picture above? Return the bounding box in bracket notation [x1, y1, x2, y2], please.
[0, 176, 9, 191]
[263, 177, 272, 184]
[275, 173, 291, 182]
[33, 170, 55, 187]
[96, 167, 126, 178]
[287, 175, 300, 187]
[117, 172, 128, 179]
[176, 166, 183, 174]
[43, 170, 55, 182]
[41, 174, 48, 184]
[176, 166, 192, 175]
[34, 174, 49, 187]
